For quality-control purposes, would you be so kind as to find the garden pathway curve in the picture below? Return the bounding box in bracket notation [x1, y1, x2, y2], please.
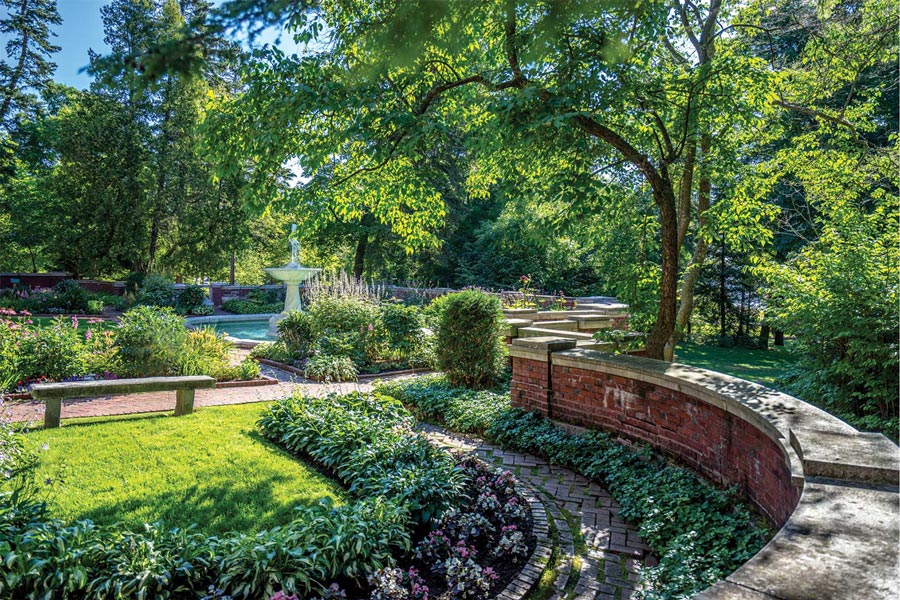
[4, 368, 655, 600]
[3, 363, 384, 423]
[423, 425, 655, 600]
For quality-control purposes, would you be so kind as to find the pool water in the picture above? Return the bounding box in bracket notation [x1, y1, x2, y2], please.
[209, 320, 275, 341]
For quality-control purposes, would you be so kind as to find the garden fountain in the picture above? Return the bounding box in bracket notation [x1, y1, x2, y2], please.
[264, 224, 321, 336]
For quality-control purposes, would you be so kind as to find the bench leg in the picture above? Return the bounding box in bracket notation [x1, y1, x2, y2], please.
[175, 389, 195, 416]
[44, 398, 62, 428]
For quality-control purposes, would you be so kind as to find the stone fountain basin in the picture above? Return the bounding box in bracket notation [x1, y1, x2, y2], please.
[264, 265, 321, 284]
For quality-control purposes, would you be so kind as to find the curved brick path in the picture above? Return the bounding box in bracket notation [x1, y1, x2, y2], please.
[423, 426, 655, 600]
[4, 368, 654, 600]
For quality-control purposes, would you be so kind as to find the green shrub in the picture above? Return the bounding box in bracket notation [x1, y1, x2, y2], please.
[373, 302, 424, 362]
[278, 310, 314, 358]
[114, 306, 188, 377]
[15, 317, 86, 381]
[235, 358, 261, 380]
[221, 298, 282, 314]
[124, 271, 145, 295]
[304, 354, 358, 382]
[249, 341, 294, 363]
[178, 327, 235, 380]
[189, 304, 214, 316]
[86, 299, 104, 315]
[307, 296, 379, 339]
[758, 197, 899, 440]
[138, 274, 177, 308]
[176, 285, 208, 314]
[51, 280, 89, 312]
[435, 291, 505, 389]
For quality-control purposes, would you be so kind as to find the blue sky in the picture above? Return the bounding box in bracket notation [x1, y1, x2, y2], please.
[48, 1, 304, 89]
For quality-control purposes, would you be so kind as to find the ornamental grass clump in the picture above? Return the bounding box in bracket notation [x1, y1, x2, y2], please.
[434, 291, 506, 389]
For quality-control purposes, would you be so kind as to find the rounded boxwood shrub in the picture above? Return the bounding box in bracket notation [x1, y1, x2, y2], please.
[435, 291, 505, 389]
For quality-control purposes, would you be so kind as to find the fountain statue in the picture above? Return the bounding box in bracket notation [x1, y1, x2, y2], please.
[264, 223, 321, 336]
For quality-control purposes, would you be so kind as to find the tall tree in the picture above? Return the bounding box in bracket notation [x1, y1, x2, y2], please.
[188, 0, 775, 359]
[0, 0, 60, 127]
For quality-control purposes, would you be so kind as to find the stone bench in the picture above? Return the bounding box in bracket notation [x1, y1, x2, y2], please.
[30, 376, 217, 428]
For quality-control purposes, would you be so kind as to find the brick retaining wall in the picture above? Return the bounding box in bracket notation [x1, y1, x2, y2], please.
[507, 337, 899, 599]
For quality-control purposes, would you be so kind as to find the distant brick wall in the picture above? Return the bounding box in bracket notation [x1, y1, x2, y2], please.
[0, 274, 122, 295]
[509, 341, 799, 527]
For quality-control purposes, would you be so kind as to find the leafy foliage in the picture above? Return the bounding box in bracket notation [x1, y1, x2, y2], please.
[435, 291, 505, 389]
[259, 391, 463, 526]
[380, 376, 767, 599]
[303, 354, 358, 383]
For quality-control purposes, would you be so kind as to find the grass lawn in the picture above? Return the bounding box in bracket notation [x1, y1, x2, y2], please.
[31, 316, 116, 333]
[674, 343, 798, 387]
[28, 403, 346, 536]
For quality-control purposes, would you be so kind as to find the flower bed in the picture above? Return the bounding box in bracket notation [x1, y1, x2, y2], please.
[259, 391, 536, 600]
[250, 296, 433, 383]
[377, 375, 769, 600]
[0, 306, 261, 394]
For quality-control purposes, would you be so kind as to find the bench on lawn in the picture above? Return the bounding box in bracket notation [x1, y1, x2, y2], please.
[30, 376, 217, 428]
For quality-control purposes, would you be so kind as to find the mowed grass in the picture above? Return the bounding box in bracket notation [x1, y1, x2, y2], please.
[28, 403, 346, 536]
[31, 316, 116, 333]
[674, 343, 797, 387]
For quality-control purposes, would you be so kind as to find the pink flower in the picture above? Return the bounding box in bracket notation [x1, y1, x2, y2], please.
[85, 330, 93, 341]
[368, 323, 374, 331]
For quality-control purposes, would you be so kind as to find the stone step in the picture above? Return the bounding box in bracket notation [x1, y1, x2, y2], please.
[519, 327, 595, 340]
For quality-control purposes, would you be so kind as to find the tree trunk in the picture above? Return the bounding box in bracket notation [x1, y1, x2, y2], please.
[759, 324, 770, 349]
[353, 230, 368, 280]
[719, 236, 727, 338]
[646, 184, 679, 360]
[774, 329, 784, 346]
[230, 252, 236, 285]
[665, 134, 712, 360]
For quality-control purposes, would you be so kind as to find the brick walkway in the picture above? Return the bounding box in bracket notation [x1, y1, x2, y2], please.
[4, 367, 654, 599]
[3, 363, 381, 424]
[424, 426, 655, 600]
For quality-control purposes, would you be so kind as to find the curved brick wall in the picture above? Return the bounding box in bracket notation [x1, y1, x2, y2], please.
[508, 337, 899, 599]
[550, 363, 797, 525]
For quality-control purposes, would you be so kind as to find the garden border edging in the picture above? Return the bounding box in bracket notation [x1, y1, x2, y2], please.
[508, 337, 899, 600]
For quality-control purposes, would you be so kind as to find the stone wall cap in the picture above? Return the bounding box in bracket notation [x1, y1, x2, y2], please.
[724, 480, 899, 600]
[30, 376, 217, 399]
[519, 327, 595, 340]
[511, 337, 578, 352]
[504, 318, 534, 327]
[790, 428, 899, 486]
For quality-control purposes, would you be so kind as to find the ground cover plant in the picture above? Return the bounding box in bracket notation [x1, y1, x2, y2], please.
[378, 376, 768, 599]
[259, 391, 535, 600]
[0, 391, 535, 599]
[28, 403, 348, 536]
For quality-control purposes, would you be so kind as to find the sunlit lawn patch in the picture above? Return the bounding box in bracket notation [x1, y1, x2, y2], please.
[28, 402, 346, 536]
[674, 343, 797, 388]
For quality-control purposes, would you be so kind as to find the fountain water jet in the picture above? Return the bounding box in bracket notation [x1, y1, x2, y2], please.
[264, 224, 321, 336]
